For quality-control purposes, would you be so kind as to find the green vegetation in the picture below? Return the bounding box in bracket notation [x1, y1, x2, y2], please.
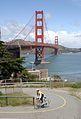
[42, 45, 81, 54]
[48, 80, 81, 100]
[68, 87, 81, 100]
[21, 69, 38, 82]
[67, 82, 81, 99]
[47, 80, 81, 89]
[0, 41, 24, 80]
[0, 41, 38, 82]
[0, 92, 33, 107]
[59, 45, 81, 53]
[71, 82, 81, 88]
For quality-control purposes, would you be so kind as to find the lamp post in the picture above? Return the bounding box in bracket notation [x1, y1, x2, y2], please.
[49, 76, 52, 89]
[20, 77, 23, 92]
[18, 71, 23, 92]
[5, 79, 7, 95]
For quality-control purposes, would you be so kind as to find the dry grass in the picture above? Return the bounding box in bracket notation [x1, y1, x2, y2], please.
[0, 92, 33, 107]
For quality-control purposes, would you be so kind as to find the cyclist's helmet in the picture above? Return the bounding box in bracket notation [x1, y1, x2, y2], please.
[36, 89, 39, 91]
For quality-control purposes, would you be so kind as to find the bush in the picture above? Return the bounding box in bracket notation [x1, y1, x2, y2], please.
[71, 82, 81, 88]
[52, 74, 62, 80]
[0, 91, 3, 95]
[13, 78, 21, 82]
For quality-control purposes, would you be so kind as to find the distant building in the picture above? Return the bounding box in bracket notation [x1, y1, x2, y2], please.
[27, 69, 48, 80]
[28, 70, 40, 80]
[40, 69, 48, 80]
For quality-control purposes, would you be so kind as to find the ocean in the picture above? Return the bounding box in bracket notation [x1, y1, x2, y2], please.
[22, 53, 81, 81]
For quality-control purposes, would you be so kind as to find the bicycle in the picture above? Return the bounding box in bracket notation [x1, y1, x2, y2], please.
[34, 96, 50, 109]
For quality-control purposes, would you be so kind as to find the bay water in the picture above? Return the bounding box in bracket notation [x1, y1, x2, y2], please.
[23, 53, 81, 81]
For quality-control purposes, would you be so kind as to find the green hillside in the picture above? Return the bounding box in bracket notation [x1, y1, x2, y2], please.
[59, 45, 81, 53]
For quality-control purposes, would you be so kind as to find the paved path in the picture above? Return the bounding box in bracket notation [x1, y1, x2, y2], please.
[0, 88, 81, 119]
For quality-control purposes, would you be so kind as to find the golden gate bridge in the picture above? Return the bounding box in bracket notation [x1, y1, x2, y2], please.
[6, 11, 59, 64]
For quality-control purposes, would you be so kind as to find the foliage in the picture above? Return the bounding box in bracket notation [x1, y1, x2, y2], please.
[0, 91, 3, 95]
[21, 69, 38, 82]
[52, 74, 61, 80]
[59, 45, 81, 53]
[71, 82, 81, 88]
[0, 41, 24, 80]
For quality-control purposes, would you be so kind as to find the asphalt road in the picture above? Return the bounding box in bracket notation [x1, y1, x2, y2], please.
[0, 88, 81, 119]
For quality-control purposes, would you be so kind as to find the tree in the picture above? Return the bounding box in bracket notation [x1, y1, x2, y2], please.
[0, 41, 24, 80]
[21, 69, 38, 82]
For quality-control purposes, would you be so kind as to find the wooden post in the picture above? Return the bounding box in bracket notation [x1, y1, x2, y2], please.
[6, 97, 8, 106]
[33, 97, 35, 105]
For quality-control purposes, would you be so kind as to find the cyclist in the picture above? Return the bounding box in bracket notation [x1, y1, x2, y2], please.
[36, 89, 44, 103]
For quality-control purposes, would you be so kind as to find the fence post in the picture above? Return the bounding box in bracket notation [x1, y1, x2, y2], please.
[33, 97, 35, 105]
[50, 78, 52, 89]
[5, 97, 8, 106]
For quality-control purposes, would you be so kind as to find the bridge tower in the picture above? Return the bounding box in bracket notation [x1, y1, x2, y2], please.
[54, 36, 58, 55]
[35, 11, 44, 64]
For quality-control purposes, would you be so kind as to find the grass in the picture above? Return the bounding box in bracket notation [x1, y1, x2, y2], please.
[48, 81, 81, 88]
[49, 81, 81, 100]
[57, 86, 81, 100]
[0, 92, 33, 107]
[48, 81, 73, 88]
[66, 82, 81, 99]
[69, 88, 81, 99]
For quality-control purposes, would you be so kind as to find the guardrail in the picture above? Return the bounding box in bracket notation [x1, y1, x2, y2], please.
[0, 82, 49, 84]
[0, 81, 71, 88]
[0, 96, 35, 106]
[0, 82, 49, 88]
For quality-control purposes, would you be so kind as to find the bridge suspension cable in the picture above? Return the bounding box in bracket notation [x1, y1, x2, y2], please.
[13, 14, 34, 40]
[44, 15, 51, 44]
[24, 26, 34, 40]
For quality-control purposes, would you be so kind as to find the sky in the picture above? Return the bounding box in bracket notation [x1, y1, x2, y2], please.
[0, 0, 81, 48]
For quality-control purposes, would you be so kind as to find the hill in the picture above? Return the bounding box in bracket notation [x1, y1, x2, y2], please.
[5, 39, 81, 54]
[59, 45, 81, 53]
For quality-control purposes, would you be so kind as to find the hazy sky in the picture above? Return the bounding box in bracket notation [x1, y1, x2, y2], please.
[0, 0, 81, 48]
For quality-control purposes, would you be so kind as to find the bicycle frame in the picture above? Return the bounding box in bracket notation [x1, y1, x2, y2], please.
[34, 97, 50, 109]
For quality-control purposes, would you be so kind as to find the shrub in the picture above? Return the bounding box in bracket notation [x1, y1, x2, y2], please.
[0, 91, 3, 95]
[71, 82, 81, 88]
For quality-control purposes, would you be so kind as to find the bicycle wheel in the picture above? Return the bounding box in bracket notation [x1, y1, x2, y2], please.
[45, 98, 51, 107]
